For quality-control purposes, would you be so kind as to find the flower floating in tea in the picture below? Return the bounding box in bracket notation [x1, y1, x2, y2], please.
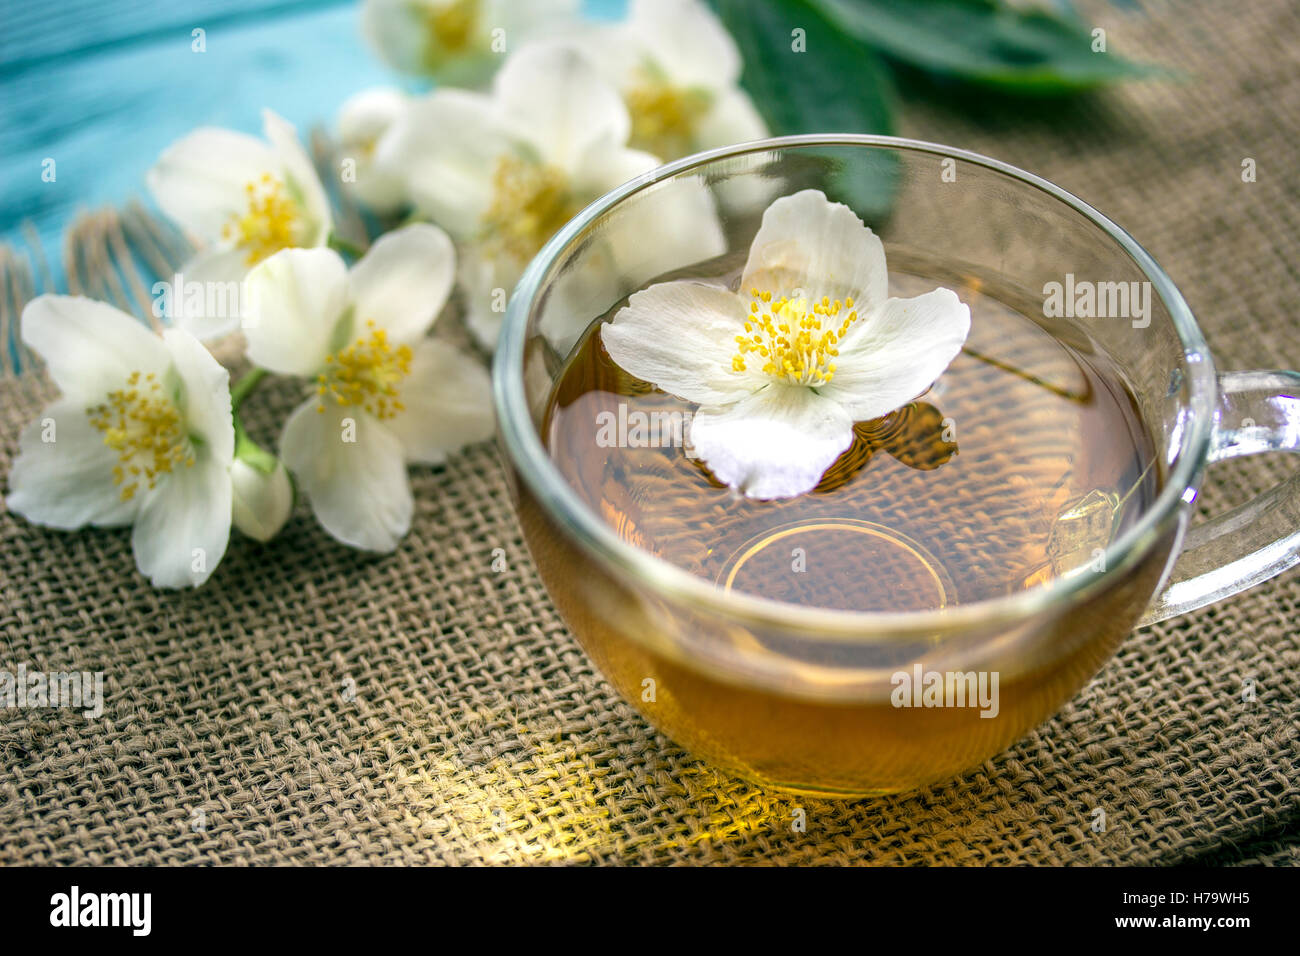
[601, 189, 971, 499]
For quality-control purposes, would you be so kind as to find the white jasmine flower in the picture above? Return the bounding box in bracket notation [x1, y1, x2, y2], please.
[601, 190, 972, 499]
[146, 109, 333, 340]
[337, 87, 411, 214]
[379, 42, 723, 349]
[361, 0, 579, 85]
[230, 456, 294, 543]
[241, 224, 494, 552]
[578, 0, 768, 160]
[381, 43, 657, 348]
[6, 296, 235, 587]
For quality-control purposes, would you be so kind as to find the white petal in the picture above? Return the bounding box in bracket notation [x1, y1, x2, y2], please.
[168, 245, 250, 340]
[230, 457, 294, 543]
[603, 172, 727, 291]
[456, 243, 520, 351]
[280, 400, 413, 552]
[347, 224, 455, 344]
[383, 340, 494, 464]
[689, 385, 854, 499]
[572, 143, 659, 198]
[242, 248, 349, 377]
[515, 22, 625, 87]
[360, 0, 439, 75]
[536, 243, 622, 357]
[363, 0, 572, 83]
[600, 280, 759, 404]
[21, 295, 169, 403]
[382, 89, 517, 235]
[692, 86, 769, 150]
[349, 163, 411, 214]
[821, 288, 972, 421]
[337, 86, 409, 145]
[261, 109, 332, 247]
[131, 452, 232, 588]
[740, 189, 888, 314]
[494, 43, 630, 173]
[162, 328, 235, 463]
[464, 310, 501, 353]
[628, 0, 741, 89]
[5, 398, 140, 529]
[147, 127, 280, 239]
[488, 0, 581, 36]
[338, 87, 412, 214]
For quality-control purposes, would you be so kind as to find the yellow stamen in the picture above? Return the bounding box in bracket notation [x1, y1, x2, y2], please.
[426, 0, 478, 53]
[314, 320, 412, 420]
[731, 288, 862, 387]
[221, 173, 302, 266]
[624, 68, 711, 157]
[87, 372, 194, 501]
[481, 155, 577, 262]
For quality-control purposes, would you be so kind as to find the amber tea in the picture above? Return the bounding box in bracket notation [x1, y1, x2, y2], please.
[531, 250, 1163, 795]
[546, 256, 1158, 613]
[499, 141, 1291, 798]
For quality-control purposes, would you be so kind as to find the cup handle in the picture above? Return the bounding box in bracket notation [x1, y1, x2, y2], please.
[1139, 369, 1300, 625]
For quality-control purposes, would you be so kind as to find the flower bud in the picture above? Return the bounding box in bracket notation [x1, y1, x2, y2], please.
[231, 457, 293, 543]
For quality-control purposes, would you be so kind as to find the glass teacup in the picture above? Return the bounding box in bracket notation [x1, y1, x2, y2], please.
[492, 137, 1300, 797]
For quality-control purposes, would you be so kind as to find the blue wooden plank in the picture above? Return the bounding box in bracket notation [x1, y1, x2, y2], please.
[0, 0, 351, 68]
[0, 0, 626, 291]
[1, 4, 394, 278]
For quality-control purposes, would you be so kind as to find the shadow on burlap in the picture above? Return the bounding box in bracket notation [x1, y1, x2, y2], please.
[0, 0, 1297, 864]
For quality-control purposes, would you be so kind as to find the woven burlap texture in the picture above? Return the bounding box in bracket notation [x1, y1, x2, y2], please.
[1, 0, 1297, 865]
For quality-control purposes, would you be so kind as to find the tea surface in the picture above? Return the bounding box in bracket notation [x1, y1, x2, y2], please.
[545, 258, 1159, 613]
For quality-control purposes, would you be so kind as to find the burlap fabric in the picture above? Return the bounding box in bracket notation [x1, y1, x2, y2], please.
[1, 0, 1296, 865]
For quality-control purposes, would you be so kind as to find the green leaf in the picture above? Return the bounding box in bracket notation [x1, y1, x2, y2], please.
[809, 0, 1159, 93]
[710, 0, 900, 224]
[712, 0, 896, 136]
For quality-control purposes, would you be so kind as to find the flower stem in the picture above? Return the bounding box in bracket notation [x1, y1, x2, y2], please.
[230, 368, 267, 411]
[233, 414, 279, 474]
[229, 368, 278, 473]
